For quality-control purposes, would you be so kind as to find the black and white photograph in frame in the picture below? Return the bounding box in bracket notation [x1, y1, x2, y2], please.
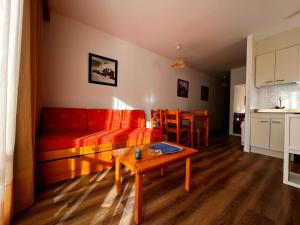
[88, 53, 118, 86]
[177, 79, 189, 98]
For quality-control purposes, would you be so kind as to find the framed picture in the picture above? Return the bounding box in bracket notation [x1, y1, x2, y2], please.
[88, 53, 118, 86]
[177, 79, 189, 98]
[201, 86, 209, 101]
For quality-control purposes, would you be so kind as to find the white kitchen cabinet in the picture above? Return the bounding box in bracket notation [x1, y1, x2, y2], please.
[270, 118, 284, 151]
[256, 52, 275, 87]
[251, 113, 285, 158]
[275, 46, 299, 84]
[250, 117, 270, 149]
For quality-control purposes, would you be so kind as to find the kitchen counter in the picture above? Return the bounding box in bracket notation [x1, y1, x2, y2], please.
[251, 109, 300, 113]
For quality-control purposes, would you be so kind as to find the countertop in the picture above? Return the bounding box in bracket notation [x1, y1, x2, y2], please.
[251, 109, 300, 113]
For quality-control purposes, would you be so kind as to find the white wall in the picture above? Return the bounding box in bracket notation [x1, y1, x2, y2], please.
[42, 13, 227, 130]
[244, 35, 257, 152]
[229, 66, 246, 135]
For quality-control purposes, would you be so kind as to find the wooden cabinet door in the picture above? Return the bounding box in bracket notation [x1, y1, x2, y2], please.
[275, 46, 299, 84]
[251, 118, 270, 149]
[256, 52, 275, 87]
[270, 119, 284, 152]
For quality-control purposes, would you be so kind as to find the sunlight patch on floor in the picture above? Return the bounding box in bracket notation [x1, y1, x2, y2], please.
[54, 173, 100, 218]
[96, 168, 111, 181]
[54, 181, 69, 193]
[90, 182, 130, 225]
[101, 186, 117, 208]
[56, 181, 99, 224]
[54, 177, 82, 202]
[54, 200, 69, 218]
[117, 183, 135, 225]
[89, 172, 100, 182]
[54, 169, 111, 224]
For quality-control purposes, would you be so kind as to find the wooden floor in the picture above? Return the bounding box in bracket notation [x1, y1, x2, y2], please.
[13, 136, 300, 225]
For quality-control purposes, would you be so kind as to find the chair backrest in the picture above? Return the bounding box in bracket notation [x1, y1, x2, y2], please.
[191, 110, 208, 128]
[151, 109, 163, 129]
[165, 109, 180, 130]
[192, 110, 208, 116]
[161, 109, 166, 124]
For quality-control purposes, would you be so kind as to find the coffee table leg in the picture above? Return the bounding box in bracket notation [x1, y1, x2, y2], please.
[115, 157, 122, 194]
[135, 172, 143, 224]
[160, 167, 166, 176]
[185, 156, 191, 192]
[191, 120, 194, 147]
[205, 118, 209, 147]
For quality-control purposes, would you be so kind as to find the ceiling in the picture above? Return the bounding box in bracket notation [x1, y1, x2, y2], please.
[48, 0, 300, 76]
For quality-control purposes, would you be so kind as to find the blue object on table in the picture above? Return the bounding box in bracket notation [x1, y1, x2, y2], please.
[135, 148, 142, 160]
[149, 142, 183, 154]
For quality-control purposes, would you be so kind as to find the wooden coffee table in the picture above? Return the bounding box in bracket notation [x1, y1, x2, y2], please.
[112, 143, 198, 224]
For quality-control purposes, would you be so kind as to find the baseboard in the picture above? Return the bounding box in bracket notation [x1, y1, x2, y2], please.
[251, 146, 283, 159]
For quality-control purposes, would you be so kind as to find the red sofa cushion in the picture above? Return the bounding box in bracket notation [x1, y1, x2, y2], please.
[121, 110, 146, 128]
[37, 131, 94, 152]
[37, 128, 163, 152]
[41, 108, 87, 133]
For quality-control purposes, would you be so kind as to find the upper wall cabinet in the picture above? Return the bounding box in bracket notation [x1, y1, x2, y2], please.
[275, 46, 299, 84]
[256, 52, 275, 87]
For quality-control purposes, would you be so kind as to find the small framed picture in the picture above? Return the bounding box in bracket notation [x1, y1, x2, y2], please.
[201, 86, 209, 101]
[88, 53, 118, 86]
[177, 79, 189, 98]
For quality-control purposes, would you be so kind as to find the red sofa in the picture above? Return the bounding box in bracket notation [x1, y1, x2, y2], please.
[36, 107, 163, 186]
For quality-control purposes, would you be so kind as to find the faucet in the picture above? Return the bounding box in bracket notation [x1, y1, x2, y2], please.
[275, 96, 285, 109]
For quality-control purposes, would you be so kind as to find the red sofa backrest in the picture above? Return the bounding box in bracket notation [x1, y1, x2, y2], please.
[121, 110, 146, 129]
[41, 107, 88, 133]
[87, 109, 120, 131]
[87, 109, 146, 131]
[40, 108, 146, 133]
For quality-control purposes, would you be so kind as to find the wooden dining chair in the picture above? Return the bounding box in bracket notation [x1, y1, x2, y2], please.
[151, 109, 168, 174]
[165, 109, 190, 145]
[151, 109, 163, 130]
[161, 109, 166, 131]
[193, 110, 209, 147]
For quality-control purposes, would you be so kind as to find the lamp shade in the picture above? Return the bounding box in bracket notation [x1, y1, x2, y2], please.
[171, 58, 186, 69]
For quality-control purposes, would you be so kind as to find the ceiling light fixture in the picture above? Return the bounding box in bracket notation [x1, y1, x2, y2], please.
[171, 44, 186, 69]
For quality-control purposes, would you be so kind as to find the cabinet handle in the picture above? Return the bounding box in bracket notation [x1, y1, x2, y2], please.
[264, 81, 273, 83]
[259, 120, 269, 123]
[272, 121, 281, 123]
[276, 79, 285, 82]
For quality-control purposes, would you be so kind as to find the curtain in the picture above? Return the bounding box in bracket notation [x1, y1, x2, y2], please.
[0, 0, 42, 223]
[13, 0, 43, 216]
[0, 0, 24, 224]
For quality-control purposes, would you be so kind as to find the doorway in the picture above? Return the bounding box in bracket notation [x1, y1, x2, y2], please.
[230, 84, 246, 136]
